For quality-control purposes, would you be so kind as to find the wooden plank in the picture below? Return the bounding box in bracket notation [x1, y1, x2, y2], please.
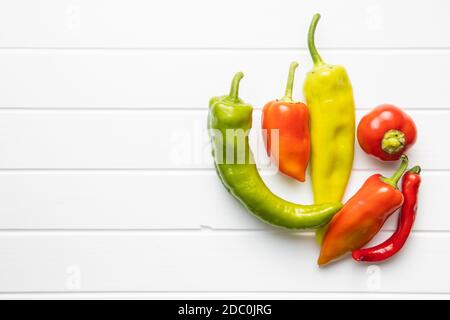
[0, 171, 443, 230]
[0, 50, 449, 109]
[0, 232, 447, 293]
[0, 110, 443, 169]
[0, 0, 449, 48]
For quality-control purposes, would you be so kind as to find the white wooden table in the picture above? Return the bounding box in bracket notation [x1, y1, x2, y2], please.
[0, 0, 449, 299]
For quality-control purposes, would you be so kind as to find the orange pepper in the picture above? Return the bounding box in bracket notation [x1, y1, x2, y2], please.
[262, 62, 310, 182]
[318, 155, 409, 266]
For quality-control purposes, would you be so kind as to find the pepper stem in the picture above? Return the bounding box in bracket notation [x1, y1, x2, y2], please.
[308, 13, 324, 66]
[281, 61, 299, 102]
[409, 165, 421, 174]
[381, 129, 406, 155]
[228, 72, 244, 102]
[381, 155, 409, 188]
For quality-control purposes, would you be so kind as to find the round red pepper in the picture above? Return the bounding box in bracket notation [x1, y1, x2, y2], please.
[357, 104, 417, 161]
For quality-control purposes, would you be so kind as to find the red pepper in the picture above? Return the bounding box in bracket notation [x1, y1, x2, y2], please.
[357, 104, 417, 161]
[318, 155, 409, 266]
[352, 166, 421, 262]
[262, 62, 310, 182]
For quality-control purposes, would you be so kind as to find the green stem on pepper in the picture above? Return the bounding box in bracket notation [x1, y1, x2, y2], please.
[381, 154, 409, 188]
[281, 61, 299, 102]
[228, 72, 244, 103]
[308, 13, 324, 66]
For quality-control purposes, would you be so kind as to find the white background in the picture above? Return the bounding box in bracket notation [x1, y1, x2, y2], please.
[0, 0, 449, 299]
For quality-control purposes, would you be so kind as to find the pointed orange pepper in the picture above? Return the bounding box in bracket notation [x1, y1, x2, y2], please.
[318, 155, 409, 266]
[262, 62, 310, 182]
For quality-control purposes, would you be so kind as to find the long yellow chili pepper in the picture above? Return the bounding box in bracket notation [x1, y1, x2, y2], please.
[303, 14, 356, 242]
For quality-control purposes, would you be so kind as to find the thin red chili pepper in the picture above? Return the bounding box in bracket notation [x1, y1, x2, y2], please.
[352, 166, 421, 262]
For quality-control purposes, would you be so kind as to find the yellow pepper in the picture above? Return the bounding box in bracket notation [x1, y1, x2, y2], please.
[303, 14, 356, 242]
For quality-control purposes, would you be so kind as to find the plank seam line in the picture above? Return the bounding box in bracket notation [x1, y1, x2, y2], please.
[0, 290, 448, 295]
[1, 47, 450, 52]
[0, 168, 445, 173]
[0, 229, 446, 235]
[0, 107, 448, 111]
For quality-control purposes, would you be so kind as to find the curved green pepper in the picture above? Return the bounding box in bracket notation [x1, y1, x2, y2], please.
[208, 72, 343, 229]
[303, 14, 356, 240]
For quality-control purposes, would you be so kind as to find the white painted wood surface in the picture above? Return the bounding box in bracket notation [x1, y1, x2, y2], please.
[1, 50, 449, 109]
[0, 0, 449, 298]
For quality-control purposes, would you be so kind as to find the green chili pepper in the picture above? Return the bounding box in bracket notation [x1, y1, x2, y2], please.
[208, 72, 343, 229]
[303, 14, 356, 241]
